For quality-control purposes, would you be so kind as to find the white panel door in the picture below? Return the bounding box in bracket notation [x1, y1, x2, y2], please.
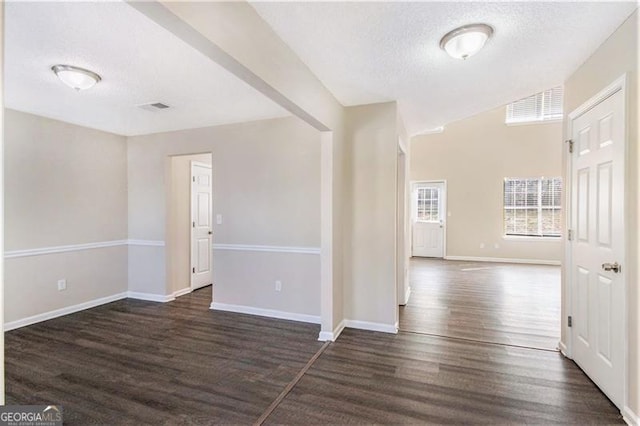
[570, 88, 625, 408]
[191, 162, 213, 290]
[412, 182, 445, 258]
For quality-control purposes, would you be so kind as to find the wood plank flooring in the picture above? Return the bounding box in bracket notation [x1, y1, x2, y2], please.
[5, 287, 323, 425]
[400, 258, 561, 350]
[266, 329, 622, 424]
[6, 282, 622, 424]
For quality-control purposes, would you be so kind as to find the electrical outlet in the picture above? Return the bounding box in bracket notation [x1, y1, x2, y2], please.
[479, 243, 485, 249]
[275, 280, 282, 292]
[57, 279, 66, 291]
[494, 243, 500, 249]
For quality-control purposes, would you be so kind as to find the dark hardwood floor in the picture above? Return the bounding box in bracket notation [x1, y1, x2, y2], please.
[266, 328, 622, 424]
[6, 281, 622, 424]
[400, 258, 561, 350]
[5, 286, 324, 425]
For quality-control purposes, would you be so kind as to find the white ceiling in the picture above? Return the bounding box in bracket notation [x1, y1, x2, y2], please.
[251, 2, 637, 135]
[5, 1, 290, 137]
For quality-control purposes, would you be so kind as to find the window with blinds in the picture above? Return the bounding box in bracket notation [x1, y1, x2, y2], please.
[505, 86, 564, 124]
[504, 177, 562, 237]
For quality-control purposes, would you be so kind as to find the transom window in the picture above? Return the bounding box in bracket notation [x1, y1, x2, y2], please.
[417, 187, 439, 222]
[504, 177, 562, 237]
[505, 86, 564, 124]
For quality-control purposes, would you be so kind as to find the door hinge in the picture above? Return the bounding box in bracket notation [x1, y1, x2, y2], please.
[192, 267, 195, 274]
[193, 176, 196, 182]
[567, 229, 573, 241]
[568, 316, 572, 328]
[566, 139, 574, 153]
[192, 221, 195, 228]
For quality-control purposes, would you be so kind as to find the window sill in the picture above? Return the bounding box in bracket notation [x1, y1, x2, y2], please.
[503, 235, 563, 242]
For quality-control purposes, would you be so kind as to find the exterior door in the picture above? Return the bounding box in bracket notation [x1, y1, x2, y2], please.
[412, 182, 445, 258]
[191, 162, 213, 290]
[570, 88, 625, 408]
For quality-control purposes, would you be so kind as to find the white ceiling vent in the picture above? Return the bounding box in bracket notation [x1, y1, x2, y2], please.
[137, 102, 170, 112]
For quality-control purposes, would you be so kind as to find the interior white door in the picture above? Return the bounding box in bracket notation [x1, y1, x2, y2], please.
[412, 182, 445, 258]
[570, 88, 625, 408]
[191, 162, 213, 290]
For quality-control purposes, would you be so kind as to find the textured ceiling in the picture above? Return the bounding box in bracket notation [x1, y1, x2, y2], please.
[251, 2, 638, 135]
[5, 1, 290, 136]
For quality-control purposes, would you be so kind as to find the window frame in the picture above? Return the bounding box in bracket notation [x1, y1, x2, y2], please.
[503, 177, 563, 238]
[415, 187, 440, 223]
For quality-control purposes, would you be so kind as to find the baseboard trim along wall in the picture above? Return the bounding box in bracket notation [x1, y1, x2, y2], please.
[318, 320, 346, 342]
[173, 287, 193, 298]
[558, 340, 569, 357]
[623, 406, 639, 426]
[212, 244, 320, 255]
[343, 319, 398, 334]
[444, 255, 561, 266]
[210, 302, 321, 324]
[127, 291, 176, 303]
[402, 286, 412, 306]
[5, 288, 202, 330]
[4, 292, 129, 331]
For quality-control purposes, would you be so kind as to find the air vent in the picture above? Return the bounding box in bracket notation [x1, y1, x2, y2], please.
[137, 102, 170, 112]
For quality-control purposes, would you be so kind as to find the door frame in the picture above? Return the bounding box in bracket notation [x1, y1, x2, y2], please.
[190, 160, 213, 291]
[410, 180, 447, 258]
[562, 73, 628, 412]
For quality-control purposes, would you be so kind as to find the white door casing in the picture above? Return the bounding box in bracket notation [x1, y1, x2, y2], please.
[411, 181, 446, 258]
[569, 82, 626, 409]
[191, 162, 213, 290]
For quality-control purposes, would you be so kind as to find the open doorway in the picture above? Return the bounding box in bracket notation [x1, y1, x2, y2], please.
[167, 153, 213, 298]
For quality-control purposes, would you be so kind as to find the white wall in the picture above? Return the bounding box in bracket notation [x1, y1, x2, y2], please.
[344, 102, 398, 329]
[4, 109, 128, 325]
[410, 105, 563, 263]
[563, 10, 638, 418]
[127, 116, 322, 318]
[135, 1, 347, 336]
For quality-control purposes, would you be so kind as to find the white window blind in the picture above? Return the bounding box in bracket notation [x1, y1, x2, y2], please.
[504, 177, 562, 237]
[416, 187, 439, 222]
[506, 86, 564, 124]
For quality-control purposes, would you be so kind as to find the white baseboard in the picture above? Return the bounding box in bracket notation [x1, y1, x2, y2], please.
[401, 286, 411, 305]
[127, 291, 175, 303]
[344, 319, 398, 334]
[444, 255, 561, 266]
[624, 406, 639, 426]
[318, 319, 345, 342]
[558, 340, 570, 358]
[4, 292, 128, 331]
[210, 302, 321, 325]
[173, 287, 193, 298]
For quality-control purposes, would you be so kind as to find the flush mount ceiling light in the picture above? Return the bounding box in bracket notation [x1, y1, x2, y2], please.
[439, 23, 494, 60]
[51, 64, 101, 91]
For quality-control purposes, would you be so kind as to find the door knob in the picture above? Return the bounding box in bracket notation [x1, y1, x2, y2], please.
[602, 262, 621, 273]
[208, 230, 213, 235]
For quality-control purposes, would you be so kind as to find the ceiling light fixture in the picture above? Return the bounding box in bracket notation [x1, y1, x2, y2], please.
[51, 64, 101, 91]
[439, 23, 494, 60]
